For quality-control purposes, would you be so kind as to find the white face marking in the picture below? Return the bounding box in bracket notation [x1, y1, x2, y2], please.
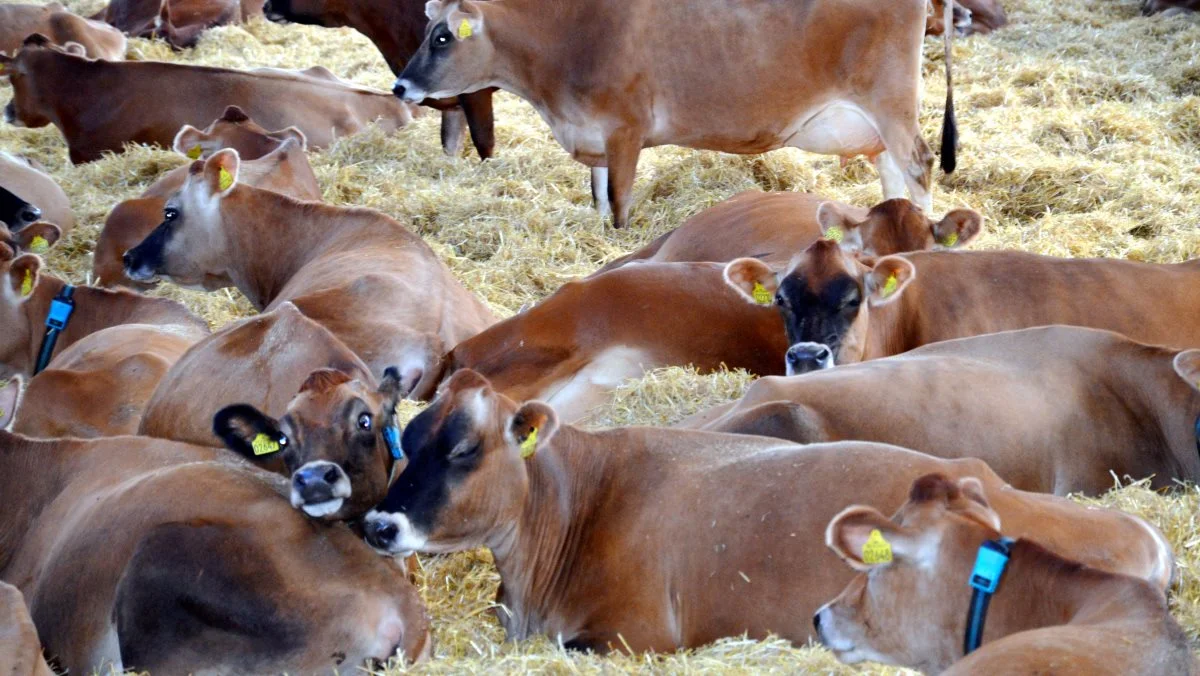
[290, 461, 352, 516]
[785, 342, 836, 376]
[363, 509, 428, 557]
[300, 498, 344, 518]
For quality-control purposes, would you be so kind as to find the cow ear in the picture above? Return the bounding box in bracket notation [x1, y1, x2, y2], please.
[723, 257, 777, 306]
[61, 41, 86, 57]
[6, 254, 41, 301]
[865, 256, 915, 307]
[952, 477, 1002, 531]
[268, 126, 308, 151]
[447, 1, 482, 39]
[23, 34, 51, 49]
[12, 222, 61, 254]
[815, 202, 863, 252]
[381, 366, 420, 403]
[826, 506, 921, 571]
[213, 404, 289, 462]
[0, 376, 21, 430]
[203, 149, 240, 197]
[172, 125, 213, 160]
[508, 401, 558, 459]
[932, 209, 982, 249]
[1173, 350, 1200, 394]
[424, 0, 443, 20]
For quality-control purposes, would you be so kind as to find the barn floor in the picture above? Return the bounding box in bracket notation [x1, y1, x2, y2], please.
[2, 0, 1200, 671]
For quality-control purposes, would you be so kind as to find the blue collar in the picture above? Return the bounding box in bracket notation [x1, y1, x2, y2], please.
[963, 537, 1014, 655]
[1193, 415, 1199, 459]
[383, 424, 404, 461]
[33, 284, 75, 375]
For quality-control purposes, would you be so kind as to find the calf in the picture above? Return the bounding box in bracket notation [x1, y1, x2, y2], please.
[212, 367, 411, 520]
[0, 430, 431, 673]
[815, 474, 1194, 675]
[94, 106, 320, 288]
[1, 37, 417, 163]
[0, 3, 126, 60]
[263, 0, 497, 159]
[394, 0, 957, 227]
[93, 0, 262, 46]
[445, 262, 787, 421]
[926, 0, 1007, 36]
[361, 370, 1173, 652]
[124, 149, 496, 395]
[686, 326, 1200, 495]
[0, 581, 53, 676]
[725, 242, 1200, 371]
[0, 151, 75, 235]
[0, 186, 40, 231]
[598, 193, 981, 273]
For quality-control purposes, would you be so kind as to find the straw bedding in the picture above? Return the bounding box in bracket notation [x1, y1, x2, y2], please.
[2, 0, 1199, 671]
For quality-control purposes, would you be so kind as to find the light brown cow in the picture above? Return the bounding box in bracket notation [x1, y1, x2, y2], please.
[0, 3, 126, 60]
[0, 151, 75, 236]
[0, 581, 54, 676]
[94, 106, 320, 288]
[926, 0, 1007, 36]
[1, 38, 417, 163]
[93, 0, 264, 46]
[361, 370, 1174, 652]
[0, 430, 431, 673]
[124, 149, 496, 395]
[393, 0, 958, 227]
[444, 262, 787, 421]
[815, 474, 1194, 675]
[685, 326, 1200, 496]
[598, 193, 981, 273]
[0, 221, 61, 257]
[725, 242, 1200, 372]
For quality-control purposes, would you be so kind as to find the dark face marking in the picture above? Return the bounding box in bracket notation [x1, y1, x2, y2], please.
[0, 185, 40, 230]
[123, 204, 180, 282]
[776, 272, 862, 356]
[393, 22, 457, 100]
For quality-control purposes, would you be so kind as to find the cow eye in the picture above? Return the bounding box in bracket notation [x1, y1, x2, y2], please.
[164, 208, 179, 221]
[357, 413, 372, 430]
[434, 32, 450, 47]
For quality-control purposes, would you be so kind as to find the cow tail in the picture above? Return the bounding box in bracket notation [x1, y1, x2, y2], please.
[939, 0, 958, 174]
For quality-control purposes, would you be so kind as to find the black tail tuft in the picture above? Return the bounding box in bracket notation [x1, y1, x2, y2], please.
[940, 92, 957, 174]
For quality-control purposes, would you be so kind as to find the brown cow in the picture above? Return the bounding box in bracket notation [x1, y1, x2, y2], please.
[0, 581, 54, 676]
[93, 0, 264, 47]
[394, 0, 958, 227]
[598, 193, 981, 273]
[0, 430, 431, 673]
[212, 366, 413, 520]
[93, 106, 320, 288]
[0, 151, 75, 236]
[361, 370, 1174, 652]
[445, 262, 787, 421]
[685, 326, 1200, 496]
[1, 221, 60, 257]
[724, 242, 1200, 372]
[926, 0, 1007, 36]
[0, 3, 126, 60]
[1, 38, 417, 163]
[123, 149, 496, 395]
[815, 474, 1194, 675]
[262, 0, 497, 160]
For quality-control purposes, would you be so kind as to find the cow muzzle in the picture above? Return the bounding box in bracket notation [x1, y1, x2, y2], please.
[392, 79, 427, 104]
[291, 460, 352, 518]
[363, 510, 426, 557]
[786, 342, 835, 376]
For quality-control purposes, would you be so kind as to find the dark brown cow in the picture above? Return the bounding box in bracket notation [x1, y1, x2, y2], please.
[262, 0, 497, 159]
[725, 242, 1200, 372]
[0, 581, 54, 676]
[1, 38, 417, 163]
[0, 430, 431, 673]
[444, 262, 786, 421]
[360, 370, 1173, 652]
[598, 193, 981, 273]
[926, 0, 1007, 36]
[1142, 0, 1200, 14]
[0, 3, 126, 60]
[93, 106, 320, 288]
[685, 326, 1200, 496]
[0, 151, 75, 236]
[815, 474, 1194, 675]
[394, 0, 958, 227]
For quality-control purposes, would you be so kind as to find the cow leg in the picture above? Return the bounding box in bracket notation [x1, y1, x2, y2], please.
[439, 109, 467, 157]
[459, 90, 496, 161]
[603, 128, 643, 229]
[591, 167, 611, 218]
[874, 121, 934, 213]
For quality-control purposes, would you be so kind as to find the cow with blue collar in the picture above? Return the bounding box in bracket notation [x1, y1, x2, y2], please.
[815, 473, 1195, 674]
[213, 366, 411, 521]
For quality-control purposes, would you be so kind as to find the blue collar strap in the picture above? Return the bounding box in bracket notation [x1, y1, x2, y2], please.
[33, 284, 75, 376]
[383, 425, 404, 461]
[1193, 415, 1199, 459]
[963, 537, 1015, 655]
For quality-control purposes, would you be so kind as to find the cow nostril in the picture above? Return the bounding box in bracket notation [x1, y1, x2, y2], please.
[392, 82, 406, 99]
[371, 520, 398, 544]
[293, 472, 307, 488]
[813, 612, 822, 632]
[323, 467, 340, 484]
[817, 346, 831, 360]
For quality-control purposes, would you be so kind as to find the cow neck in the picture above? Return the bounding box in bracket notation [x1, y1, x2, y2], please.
[1110, 346, 1200, 482]
[346, 2, 422, 74]
[968, 539, 1161, 648]
[0, 433, 81, 573]
[482, 2, 575, 113]
[35, 49, 102, 127]
[489, 424, 620, 639]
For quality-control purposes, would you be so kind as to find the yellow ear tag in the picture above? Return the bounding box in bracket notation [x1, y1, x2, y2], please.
[939, 231, 959, 248]
[29, 236, 49, 254]
[218, 167, 234, 192]
[519, 427, 538, 459]
[881, 273, 899, 298]
[187, 144, 203, 160]
[751, 282, 773, 306]
[457, 18, 473, 39]
[862, 529, 893, 564]
[251, 432, 280, 456]
[825, 226, 844, 243]
[20, 269, 33, 296]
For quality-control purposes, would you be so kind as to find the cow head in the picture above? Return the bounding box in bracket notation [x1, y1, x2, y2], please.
[122, 149, 242, 289]
[0, 244, 45, 379]
[0, 185, 41, 231]
[1, 35, 60, 129]
[814, 473, 1003, 673]
[817, 199, 981, 258]
[264, 0, 342, 26]
[362, 369, 558, 556]
[393, 0, 492, 104]
[173, 106, 308, 162]
[213, 367, 415, 521]
[725, 241, 916, 373]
